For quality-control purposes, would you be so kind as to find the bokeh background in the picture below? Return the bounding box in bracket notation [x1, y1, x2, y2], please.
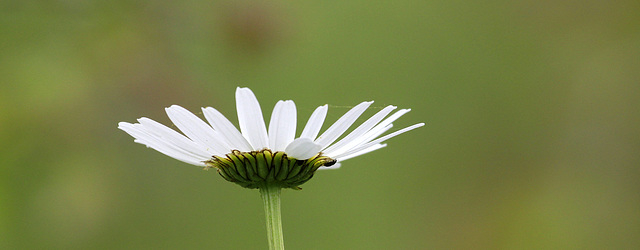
[2, 0, 639, 249]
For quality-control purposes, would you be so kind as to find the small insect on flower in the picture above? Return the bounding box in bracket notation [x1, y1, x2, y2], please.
[118, 87, 424, 189]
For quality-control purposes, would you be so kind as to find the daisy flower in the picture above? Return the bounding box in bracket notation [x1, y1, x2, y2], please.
[119, 87, 424, 249]
[118, 87, 423, 189]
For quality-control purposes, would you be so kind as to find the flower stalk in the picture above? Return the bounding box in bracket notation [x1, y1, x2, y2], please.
[260, 184, 284, 250]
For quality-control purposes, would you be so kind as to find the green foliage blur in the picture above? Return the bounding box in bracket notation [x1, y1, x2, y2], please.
[2, 0, 639, 249]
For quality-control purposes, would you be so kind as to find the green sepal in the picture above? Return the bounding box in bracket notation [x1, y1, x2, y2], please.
[256, 153, 269, 179]
[264, 150, 273, 168]
[244, 157, 261, 182]
[225, 164, 249, 183]
[245, 154, 259, 178]
[286, 160, 304, 180]
[216, 169, 234, 182]
[275, 156, 290, 181]
[272, 152, 284, 178]
[230, 151, 248, 180]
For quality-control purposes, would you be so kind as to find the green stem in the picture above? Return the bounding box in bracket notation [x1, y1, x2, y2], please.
[259, 184, 284, 250]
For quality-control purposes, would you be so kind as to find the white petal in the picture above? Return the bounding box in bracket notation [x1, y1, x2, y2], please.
[363, 109, 411, 139]
[360, 124, 393, 145]
[335, 123, 425, 159]
[325, 125, 393, 159]
[300, 105, 328, 140]
[136, 118, 212, 159]
[317, 162, 341, 170]
[165, 105, 229, 155]
[202, 107, 253, 152]
[118, 122, 207, 166]
[327, 109, 409, 156]
[323, 105, 396, 156]
[268, 100, 297, 151]
[284, 138, 322, 160]
[236, 87, 269, 150]
[314, 101, 373, 148]
[335, 143, 387, 162]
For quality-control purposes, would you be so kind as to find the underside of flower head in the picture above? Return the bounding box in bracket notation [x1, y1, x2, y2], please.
[118, 87, 424, 188]
[205, 149, 336, 189]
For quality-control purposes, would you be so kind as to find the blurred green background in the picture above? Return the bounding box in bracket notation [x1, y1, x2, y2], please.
[2, 0, 639, 249]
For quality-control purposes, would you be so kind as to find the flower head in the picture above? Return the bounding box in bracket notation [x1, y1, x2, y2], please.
[119, 87, 424, 189]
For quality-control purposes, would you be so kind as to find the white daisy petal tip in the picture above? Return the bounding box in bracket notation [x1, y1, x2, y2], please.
[284, 138, 322, 160]
[117, 121, 130, 128]
[268, 100, 297, 151]
[165, 104, 180, 110]
[236, 86, 269, 150]
[300, 105, 328, 140]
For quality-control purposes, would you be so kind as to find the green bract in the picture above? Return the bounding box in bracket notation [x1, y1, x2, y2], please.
[205, 149, 337, 189]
